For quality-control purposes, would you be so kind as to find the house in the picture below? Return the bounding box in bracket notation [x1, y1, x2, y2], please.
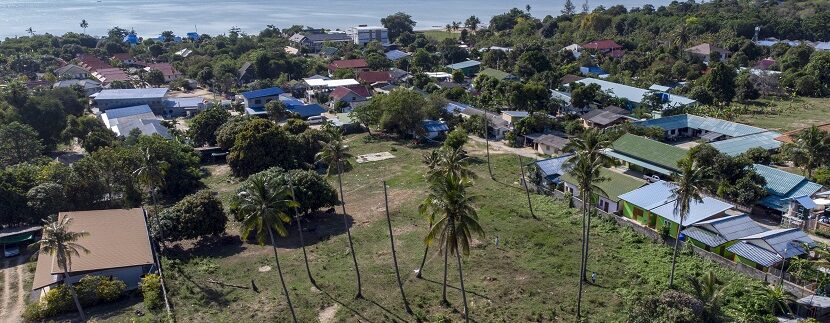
[562, 168, 648, 213]
[385, 50, 410, 61]
[32, 208, 155, 299]
[174, 48, 193, 58]
[100, 105, 171, 139]
[389, 68, 411, 84]
[602, 134, 687, 177]
[240, 87, 283, 114]
[421, 120, 450, 139]
[349, 26, 389, 46]
[328, 59, 369, 75]
[636, 114, 782, 156]
[753, 164, 823, 215]
[287, 104, 326, 119]
[357, 71, 392, 85]
[726, 228, 814, 271]
[618, 181, 734, 237]
[477, 68, 518, 81]
[579, 66, 609, 77]
[445, 101, 511, 140]
[685, 43, 731, 63]
[446, 60, 481, 77]
[289, 32, 352, 52]
[319, 46, 340, 58]
[426, 72, 454, 82]
[53, 79, 102, 96]
[163, 97, 206, 117]
[329, 85, 371, 111]
[756, 58, 776, 70]
[78, 54, 111, 72]
[681, 214, 767, 256]
[238, 62, 254, 85]
[501, 110, 528, 126]
[144, 63, 182, 82]
[93, 68, 131, 84]
[93, 88, 169, 112]
[111, 53, 136, 65]
[54, 64, 89, 80]
[581, 39, 624, 58]
[533, 154, 574, 188]
[525, 133, 569, 155]
[580, 108, 630, 129]
[186, 32, 200, 41]
[123, 33, 139, 46]
[576, 78, 696, 109]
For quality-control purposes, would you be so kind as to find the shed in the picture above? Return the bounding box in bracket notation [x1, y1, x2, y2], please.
[287, 104, 326, 119]
[533, 154, 574, 186]
[446, 60, 481, 77]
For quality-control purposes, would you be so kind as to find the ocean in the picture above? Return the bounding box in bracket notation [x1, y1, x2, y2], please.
[0, 0, 672, 39]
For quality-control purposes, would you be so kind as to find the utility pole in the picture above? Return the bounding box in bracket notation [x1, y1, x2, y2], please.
[383, 181, 413, 314]
[483, 109, 494, 179]
[517, 155, 536, 219]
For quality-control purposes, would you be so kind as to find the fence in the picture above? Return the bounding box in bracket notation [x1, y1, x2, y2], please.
[545, 187, 816, 296]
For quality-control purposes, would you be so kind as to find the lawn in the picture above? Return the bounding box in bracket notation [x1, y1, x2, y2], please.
[418, 30, 460, 41]
[735, 97, 830, 131]
[91, 134, 761, 322]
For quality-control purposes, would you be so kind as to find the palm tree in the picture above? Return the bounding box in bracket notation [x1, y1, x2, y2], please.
[564, 129, 609, 320]
[39, 216, 89, 321]
[134, 148, 168, 243]
[784, 125, 829, 178]
[383, 181, 413, 314]
[758, 285, 792, 315]
[25, 27, 35, 36]
[416, 150, 442, 279]
[287, 179, 316, 287]
[315, 132, 362, 299]
[668, 158, 711, 287]
[236, 176, 299, 323]
[420, 169, 484, 322]
[445, 24, 452, 33]
[80, 19, 89, 34]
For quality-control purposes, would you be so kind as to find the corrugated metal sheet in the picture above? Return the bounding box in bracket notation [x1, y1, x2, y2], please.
[636, 114, 766, 137]
[95, 88, 168, 100]
[682, 227, 727, 247]
[608, 134, 686, 173]
[602, 150, 677, 176]
[446, 60, 481, 69]
[742, 228, 814, 259]
[753, 164, 810, 196]
[241, 87, 283, 99]
[576, 78, 696, 107]
[710, 131, 782, 156]
[696, 214, 767, 241]
[727, 241, 781, 267]
[649, 196, 733, 226]
[534, 154, 573, 179]
[617, 181, 677, 210]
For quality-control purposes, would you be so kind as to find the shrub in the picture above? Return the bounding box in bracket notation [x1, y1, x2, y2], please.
[443, 128, 468, 150]
[140, 274, 163, 310]
[23, 275, 128, 320]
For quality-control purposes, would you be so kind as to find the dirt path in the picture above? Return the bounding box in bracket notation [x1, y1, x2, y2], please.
[467, 136, 541, 160]
[318, 303, 340, 323]
[0, 256, 28, 323]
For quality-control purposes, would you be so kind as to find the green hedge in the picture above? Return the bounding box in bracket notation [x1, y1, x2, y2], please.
[23, 275, 127, 321]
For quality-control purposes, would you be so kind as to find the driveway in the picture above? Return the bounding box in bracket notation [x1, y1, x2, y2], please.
[0, 255, 28, 323]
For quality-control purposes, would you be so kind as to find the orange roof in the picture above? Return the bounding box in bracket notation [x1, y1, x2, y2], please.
[775, 123, 830, 143]
[32, 208, 154, 290]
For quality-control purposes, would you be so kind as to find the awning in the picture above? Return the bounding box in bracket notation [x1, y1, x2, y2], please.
[794, 196, 818, 209]
[0, 233, 33, 245]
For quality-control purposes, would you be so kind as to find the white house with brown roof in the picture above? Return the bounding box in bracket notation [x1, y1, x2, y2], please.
[31, 208, 155, 299]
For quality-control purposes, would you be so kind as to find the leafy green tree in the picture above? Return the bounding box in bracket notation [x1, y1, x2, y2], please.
[702, 62, 737, 105]
[154, 190, 227, 242]
[373, 89, 427, 137]
[135, 135, 202, 198]
[443, 128, 468, 150]
[189, 106, 230, 146]
[144, 69, 166, 86]
[215, 117, 252, 149]
[227, 119, 301, 177]
[783, 125, 830, 178]
[452, 70, 465, 84]
[381, 12, 416, 41]
[38, 216, 90, 321]
[628, 290, 706, 323]
[19, 96, 67, 150]
[233, 175, 299, 322]
[735, 70, 760, 101]
[562, 0, 576, 15]
[283, 118, 308, 135]
[82, 128, 118, 153]
[26, 182, 65, 220]
[0, 122, 44, 166]
[464, 16, 481, 31]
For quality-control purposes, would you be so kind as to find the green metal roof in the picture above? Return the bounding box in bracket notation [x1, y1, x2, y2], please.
[561, 168, 647, 202]
[609, 134, 687, 173]
[0, 233, 33, 244]
[477, 68, 514, 80]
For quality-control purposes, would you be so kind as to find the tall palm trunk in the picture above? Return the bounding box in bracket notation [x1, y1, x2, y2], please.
[454, 237, 470, 323]
[518, 155, 536, 219]
[383, 181, 413, 314]
[337, 162, 362, 299]
[668, 218, 684, 288]
[416, 219, 433, 279]
[576, 189, 589, 319]
[62, 269, 86, 321]
[289, 182, 316, 287]
[582, 194, 595, 285]
[268, 228, 298, 323]
[442, 247, 449, 306]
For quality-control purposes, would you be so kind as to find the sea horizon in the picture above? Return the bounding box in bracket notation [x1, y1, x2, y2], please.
[0, 0, 674, 39]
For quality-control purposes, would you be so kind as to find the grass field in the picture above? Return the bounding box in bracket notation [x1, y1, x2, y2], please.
[418, 30, 460, 41]
[88, 134, 762, 322]
[735, 97, 830, 131]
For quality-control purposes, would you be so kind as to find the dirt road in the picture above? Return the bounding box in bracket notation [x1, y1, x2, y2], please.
[0, 256, 28, 323]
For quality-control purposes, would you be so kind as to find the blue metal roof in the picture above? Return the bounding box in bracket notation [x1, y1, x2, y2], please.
[682, 227, 728, 247]
[710, 131, 782, 156]
[618, 181, 677, 210]
[280, 96, 305, 107]
[385, 50, 410, 61]
[733, 228, 815, 265]
[576, 78, 696, 108]
[650, 196, 733, 226]
[102, 105, 153, 119]
[95, 88, 169, 100]
[422, 120, 449, 132]
[636, 114, 766, 138]
[446, 60, 481, 70]
[241, 87, 284, 100]
[287, 104, 326, 118]
[793, 195, 818, 209]
[244, 107, 268, 116]
[682, 214, 767, 247]
[534, 154, 574, 180]
[754, 164, 823, 211]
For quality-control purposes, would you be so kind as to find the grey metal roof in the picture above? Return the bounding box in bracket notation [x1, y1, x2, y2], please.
[446, 60, 481, 69]
[576, 78, 696, 107]
[534, 154, 574, 179]
[727, 241, 781, 267]
[682, 227, 728, 247]
[95, 88, 168, 100]
[741, 228, 815, 259]
[102, 105, 154, 119]
[617, 181, 676, 210]
[536, 135, 569, 149]
[694, 214, 768, 242]
[583, 109, 626, 126]
[710, 131, 782, 156]
[636, 114, 766, 137]
[650, 196, 733, 226]
[797, 295, 830, 308]
[116, 119, 171, 139]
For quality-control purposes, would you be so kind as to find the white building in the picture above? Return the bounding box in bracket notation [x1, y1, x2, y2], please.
[349, 26, 389, 46]
[100, 105, 171, 139]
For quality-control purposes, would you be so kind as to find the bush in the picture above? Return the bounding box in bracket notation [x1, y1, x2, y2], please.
[23, 285, 73, 321]
[443, 128, 468, 150]
[23, 275, 128, 321]
[140, 274, 163, 310]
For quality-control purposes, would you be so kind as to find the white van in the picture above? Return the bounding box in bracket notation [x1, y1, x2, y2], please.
[306, 116, 325, 125]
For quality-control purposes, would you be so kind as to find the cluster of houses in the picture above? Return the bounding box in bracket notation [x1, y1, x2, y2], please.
[91, 87, 207, 138]
[529, 113, 828, 273]
[58, 53, 181, 86]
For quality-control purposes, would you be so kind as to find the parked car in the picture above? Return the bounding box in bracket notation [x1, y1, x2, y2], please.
[4, 245, 20, 258]
[306, 115, 325, 125]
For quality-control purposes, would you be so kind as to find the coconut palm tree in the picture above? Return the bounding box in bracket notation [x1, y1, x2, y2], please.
[383, 181, 413, 314]
[668, 158, 711, 288]
[236, 176, 299, 323]
[416, 150, 442, 279]
[315, 132, 362, 298]
[134, 148, 168, 242]
[564, 128, 609, 320]
[287, 178, 316, 287]
[420, 171, 484, 323]
[39, 216, 89, 321]
[80, 19, 89, 34]
[784, 125, 829, 178]
[25, 27, 35, 36]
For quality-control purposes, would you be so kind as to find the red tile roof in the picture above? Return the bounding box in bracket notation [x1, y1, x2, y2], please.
[357, 71, 392, 84]
[775, 123, 830, 143]
[146, 63, 180, 78]
[111, 53, 134, 61]
[328, 59, 368, 70]
[581, 39, 622, 51]
[78, 54, 111, 72]
[330, 85, 371, 101]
